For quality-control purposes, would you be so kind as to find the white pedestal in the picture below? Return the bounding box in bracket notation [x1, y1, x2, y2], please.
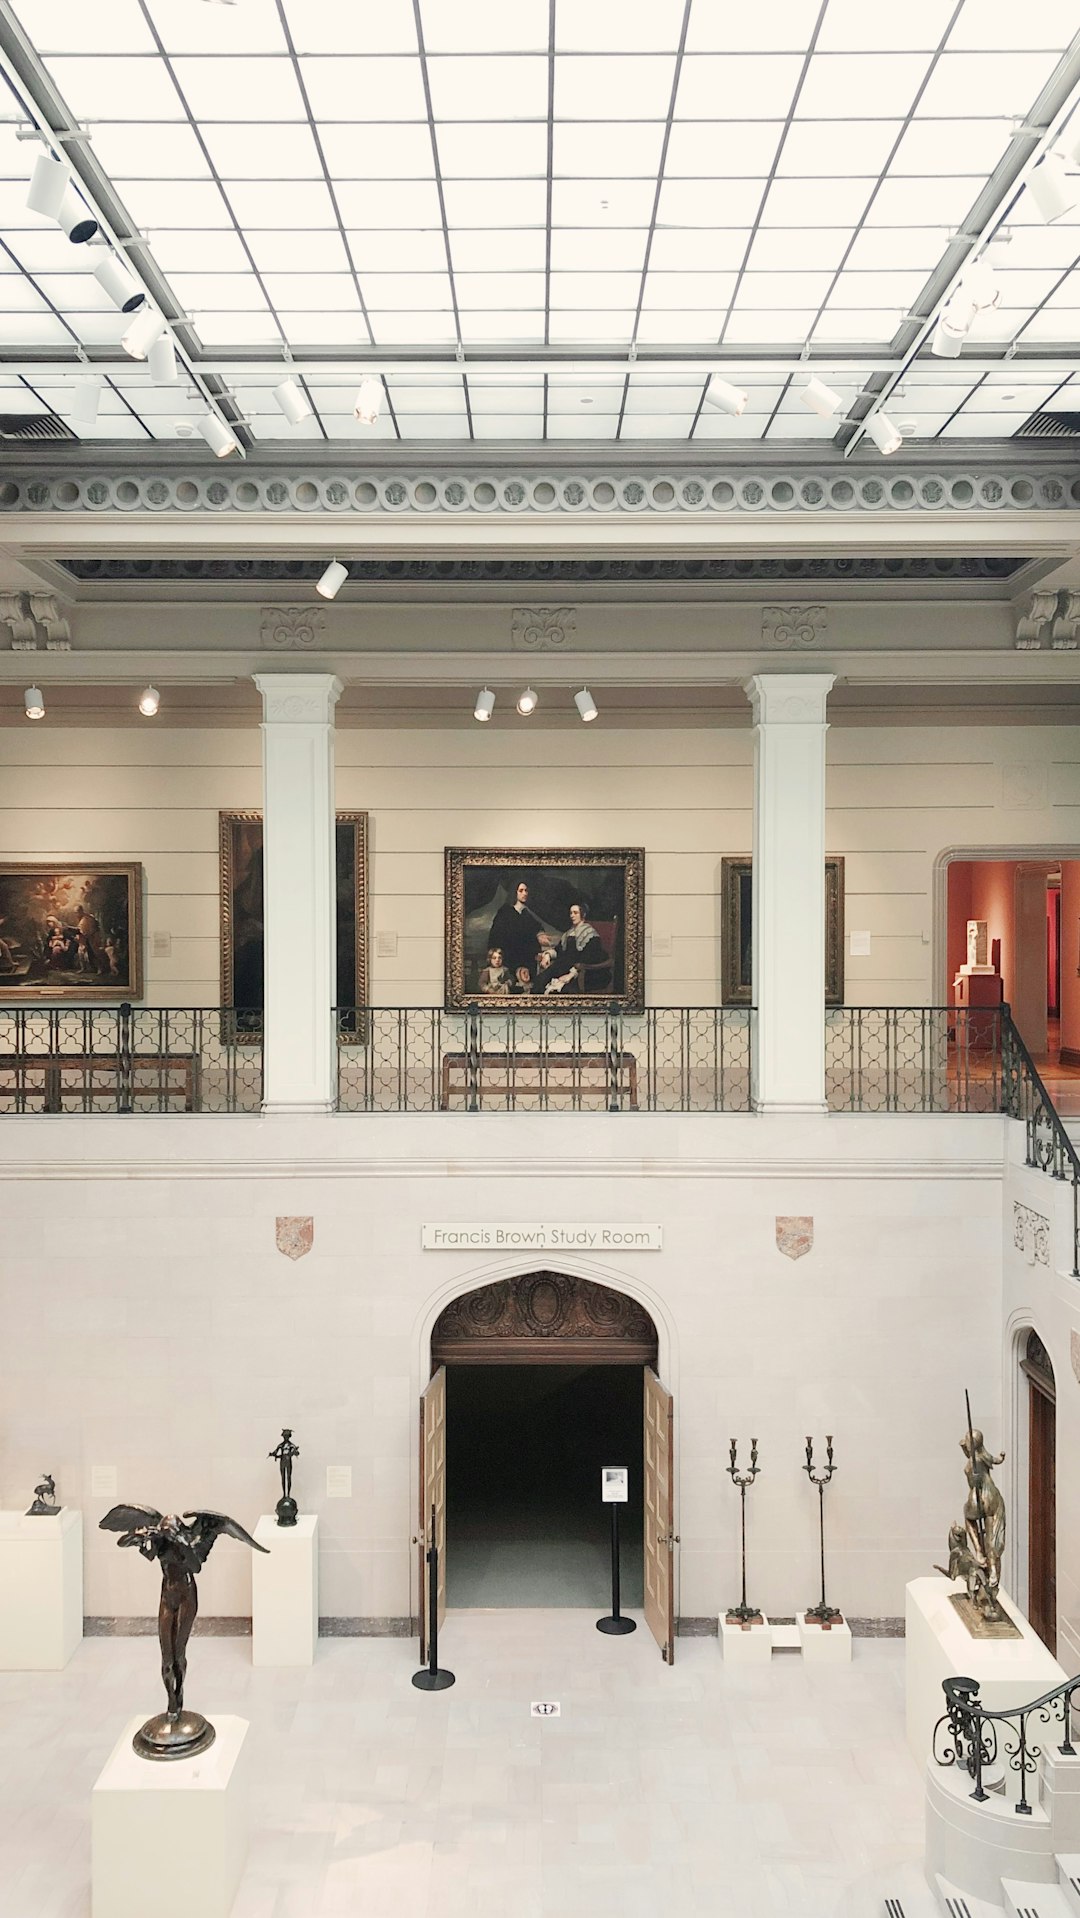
[797, 1612, 853, 1663]
[92, 1714, 250, 1918]
[0, 1508, 82, 1669]
[252, 1513, 318, 1666]
[905, 1577, 1065, 1783]
[719, 1614, 773, 1664]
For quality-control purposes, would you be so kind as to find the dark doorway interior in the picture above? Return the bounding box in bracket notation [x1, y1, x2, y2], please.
[446, 1363, 644, 1607]
[1024, 1330, 1056, 1655]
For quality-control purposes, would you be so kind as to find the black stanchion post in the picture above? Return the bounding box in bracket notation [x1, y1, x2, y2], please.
[596, 1467, 635, 1636]
[412, 1503, 455, 1691]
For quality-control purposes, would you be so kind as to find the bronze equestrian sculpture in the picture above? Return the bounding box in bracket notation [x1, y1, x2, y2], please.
[100, 1504, 268, 1760]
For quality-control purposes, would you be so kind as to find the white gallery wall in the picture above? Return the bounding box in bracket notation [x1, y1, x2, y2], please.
[0, 1111, 1003, 1627]
[0, 718, 1078, 1005]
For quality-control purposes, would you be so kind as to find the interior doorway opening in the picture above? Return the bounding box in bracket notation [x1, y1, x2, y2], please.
[1021, 1329, 1056, 1655]
[446, 1363, 644, 1607]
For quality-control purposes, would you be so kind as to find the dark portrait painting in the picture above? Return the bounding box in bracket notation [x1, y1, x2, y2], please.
[720, 856, 845, 1005]
[0, 863, 142, 1001]
[219, 812, 368, 1026]
[445, 848, 644, 1011]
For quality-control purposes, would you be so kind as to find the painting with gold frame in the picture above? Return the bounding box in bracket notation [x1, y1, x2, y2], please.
[445, 847, 644, 1010]
[219, 812, 368, 1030]
[0, 862, 142, 1002]
[720, 856, 845, 1006]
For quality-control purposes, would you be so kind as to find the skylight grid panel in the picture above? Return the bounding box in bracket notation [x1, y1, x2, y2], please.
[120, 180, 232, 227]
[65, 313, 130, 345]
[991, 227, 1080, 271]
[225, 181, 340, 227]
[472, 412, 545, 436]
[776, 121, 905, 177]
[826, 268, 931, 306]
[42, 57, 184, 120]
[420, 0, 549, 53]
[435, 125, 548, 178]
[545, 414, 623, 438]
[367, 312, 460, 343]
[275, 313, 371, 346]
[550, 180, 658, 225]
[109, 384, 202, 417]
[88, 122, 213, 180]
[467, 381, 545, 409]
[389, 389, 468, 417]
[388, 414, 474, 439]
[547, 312, 636, 341]
[428, 54, 549, 118]
[554, 0, 686, 51]
[452, 272, 547, 306]
[939, 412, 1034, 435]
[548, 270, 645, 307]
[765, 411, 842, 437]
[261, 273, 369, 311]
[170, 272, 270, 311]
[993, 267, 1073, 307]
[639, 271, 739, 308]
[11, 0, 158, 54]
[151, 231, 260, 273]
[963, 381, 1058, 412]
[194, 311, 285, 345]
[634, 311, 729, 340]
[737, 269, 836, 308]
[746, 228, 854, 271]
[247, 231, 351, 275]
[620, 413, 698, 438]
[0, 276, 57, 313]
[761, 178, 877, 225]
[552, 124, 667, 177]
[441, 181, 548, 227]
[457, 313, 546, 340]
[844, 229, 945, 270]
[892, 120, 1012, 174]
[34, 272, 118, 313]
[896, 381, 979, 408]
[318, 125, 436, 179]
[967, 307, 1024, 341]
[795, 53, 932, 118]
[815, 0, 960, 50]
[169, 56, 307, 122]
[647, 230, 751, 271]
[1017, 310, 1080, 341]
[685, 3, 821, 52]
[692, 410, 776, 438]
[946, 0, 1080, 46]
[358, 271, 456, 307]
[202, 125, 324, 180]
[355, 229, 460, 271]
[916, 51, 1064, 115]
[0, 312, 69, 344]
[320, 411, 399, 439]
[76, 414, 151, 440]
[810, 309, 906, 340]
[865, 178, 978, 225]
[299, 57, 429, 120]
[674, 55, 805, 120]
[554, 55, 677, 120]
[146, 0, 289, 54]
[656, 180, 765, 227]
[285, 0, 418, 55]
[663, 123, 785, 178]
[549, 230, 649, 271]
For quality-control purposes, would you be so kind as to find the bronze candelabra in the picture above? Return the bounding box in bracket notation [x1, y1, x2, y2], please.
[803, 1435, 842, 1625]
[725, 1438, 762, 1625]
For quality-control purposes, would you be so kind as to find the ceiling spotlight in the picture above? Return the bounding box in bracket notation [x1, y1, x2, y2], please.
[1027, 152, 1077, 225]
[93, 253, 145, 314]
[354, 378, 382, 425]
[138, 685, 160, 717]
[26, 150, 69, 220]
[800, 376, 843, 419]
[474, 687, 495, 722]
[57, 186, 98, 244]
[865, 409, 902, 456]
[931, 315, 963, 357]
[273, 377, 312, 426]
[517, 687, 538, 716]
[122, 305, 166, 360]
[574, 687, 598, 723]
[316, 559, 348, 600]
[704, 375, 748, 417]
[68, 375, 101, 426]
[23, 685, 44, 720]
[148, 333, 177, 384]
[196, 410, 241, 458]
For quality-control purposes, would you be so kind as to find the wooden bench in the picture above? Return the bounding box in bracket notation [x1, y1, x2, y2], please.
[0, 1052, 200, 1113]
[440, 1048, 638, 1111]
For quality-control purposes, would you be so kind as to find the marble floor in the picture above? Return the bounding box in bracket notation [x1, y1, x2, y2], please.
[1, 1613, 929, 1918]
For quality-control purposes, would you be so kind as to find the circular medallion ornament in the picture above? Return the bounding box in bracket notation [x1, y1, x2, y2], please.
[521, 1275, 567, 1335]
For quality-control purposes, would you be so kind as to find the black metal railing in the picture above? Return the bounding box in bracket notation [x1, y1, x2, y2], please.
[825, 1006, 1005, 1114]
[335, 1004, 753, 1112]
[934, 1670, 1080, 1816]
[0, 1005, 262, 1113]
[1002, 1011, 1080, 1277]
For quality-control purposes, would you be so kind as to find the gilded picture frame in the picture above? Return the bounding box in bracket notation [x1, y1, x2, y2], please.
[720, 856, 845, 1006]
[445, 847, 645, 1011]
[219, 812, 368, 1032]
[0, 862, 143, 1002]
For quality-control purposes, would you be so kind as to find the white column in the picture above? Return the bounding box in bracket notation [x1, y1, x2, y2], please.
[253, 673, 342, 1112]
[745, 673, 835, 1113]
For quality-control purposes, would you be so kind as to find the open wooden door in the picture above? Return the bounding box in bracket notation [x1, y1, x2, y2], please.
[643, 1366, 676, 1663]
[418, 1365, 447, 1661]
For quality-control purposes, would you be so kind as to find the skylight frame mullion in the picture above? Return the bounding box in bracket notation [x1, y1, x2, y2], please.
[619, 0, 692, 432]
[410, 0, 472, 437]
[543, 0, 555, 350]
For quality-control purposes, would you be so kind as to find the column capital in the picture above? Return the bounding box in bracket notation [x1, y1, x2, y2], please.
[743, 672, 835, 727]
[253, 672, 343, 726]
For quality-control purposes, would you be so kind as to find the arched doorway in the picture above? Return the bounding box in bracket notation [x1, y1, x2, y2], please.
[1021, 1329, 1056, 1653]
[419, 1273, 676, 1661]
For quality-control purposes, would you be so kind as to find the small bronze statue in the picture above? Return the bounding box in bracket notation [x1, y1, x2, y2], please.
[100, 1504, 269, 1760]
[935, 1392, 1019, 1640]
[26, 1473, 60, 1516]
[269, 1428, 300, 1527]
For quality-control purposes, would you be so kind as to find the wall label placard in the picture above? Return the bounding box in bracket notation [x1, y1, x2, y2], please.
[421, 1223, 662, 1251]
[602, 1467, 629, 1504]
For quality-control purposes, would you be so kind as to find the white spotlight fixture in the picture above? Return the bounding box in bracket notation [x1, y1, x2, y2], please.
[138, 685, 160, 717]
[196, 410, 241, 458]
[68, 375, 101, 426]
[56, 185, 97, 244]
[1027, 152, 1077, 225]
[473, 687, 495, 722]
[93, 253, 145, 313]
[516, 687, 538, 716]
[574, 686, 598, 723]
[931, 314, 964, 358]
[147, 332, 177, 385]
[273, 377, 312, 426]
[354, 378, 382, 425]
[122, 305, 166, 360]
[799, 376, 843, 419]
[316, 559, 348, 600]
[865, 409, 902, 456]
[26, 150, 69, 220]
[23, 685, 44, 720]
[704, 375, 748, 416]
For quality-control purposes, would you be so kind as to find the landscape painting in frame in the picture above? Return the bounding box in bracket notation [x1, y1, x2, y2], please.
[720, 855, 845, 1006]
[445, 848, 644, 1011]
[0, 863, 142, 1001]
[219, 812, 368, 1035]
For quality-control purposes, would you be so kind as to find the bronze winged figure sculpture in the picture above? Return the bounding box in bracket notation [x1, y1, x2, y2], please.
[100, 1503, 269, 1760]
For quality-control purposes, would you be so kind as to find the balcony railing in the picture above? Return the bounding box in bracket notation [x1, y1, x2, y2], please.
[0, 1004, 262, 1114]
[825, 1005, 1004, 1114]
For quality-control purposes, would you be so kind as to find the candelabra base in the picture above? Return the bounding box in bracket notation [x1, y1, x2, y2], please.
[724, 1606, 764, 1628]
[802, 1601, 844, 1627]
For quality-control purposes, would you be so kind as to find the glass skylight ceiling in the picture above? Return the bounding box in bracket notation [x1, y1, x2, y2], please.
[0, 0, 1077, 448]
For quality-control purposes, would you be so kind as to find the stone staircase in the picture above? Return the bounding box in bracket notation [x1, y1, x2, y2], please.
[883, 1858, 1080, 1918]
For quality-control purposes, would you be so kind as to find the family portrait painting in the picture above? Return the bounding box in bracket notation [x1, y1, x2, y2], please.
[445, 849, 644, 1011]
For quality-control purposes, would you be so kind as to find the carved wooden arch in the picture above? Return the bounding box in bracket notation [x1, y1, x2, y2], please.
[431, 1271, 659, 1367]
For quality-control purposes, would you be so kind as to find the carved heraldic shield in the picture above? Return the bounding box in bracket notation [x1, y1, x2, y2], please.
[276, 1216, 313, 1261]
[775, 1216, 813, 1261]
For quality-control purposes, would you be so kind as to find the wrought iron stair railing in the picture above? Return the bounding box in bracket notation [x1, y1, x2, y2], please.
[934, 1670, 1080, 1816]
[1001, 1009, 1080, 1277]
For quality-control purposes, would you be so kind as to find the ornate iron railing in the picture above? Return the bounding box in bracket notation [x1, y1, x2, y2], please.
[1002, 1011, 1080, 1277]
[0, 1005, 262, 1113]
[335, 1004, 753, 1113]
[825, 1006, 1004, 1114]
[934, 1670, 1080, 1816]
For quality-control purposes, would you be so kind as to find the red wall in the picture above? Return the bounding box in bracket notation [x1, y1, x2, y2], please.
[948, 860, 1016, 1005]
[1061, 862, 1080, 1058]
